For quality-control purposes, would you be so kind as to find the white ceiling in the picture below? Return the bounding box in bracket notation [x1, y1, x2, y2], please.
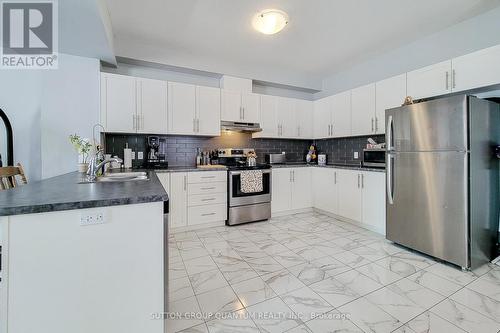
[104, 0, 500, 90]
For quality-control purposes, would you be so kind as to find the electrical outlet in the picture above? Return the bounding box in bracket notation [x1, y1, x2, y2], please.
[138, 151, 144, 160]
[131, 151, 136, 160]
[80, 211, 106, 226]
[354, 151, 359, 159]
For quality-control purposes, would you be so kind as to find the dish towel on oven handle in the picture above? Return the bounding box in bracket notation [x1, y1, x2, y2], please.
[240, 170, 264, 193]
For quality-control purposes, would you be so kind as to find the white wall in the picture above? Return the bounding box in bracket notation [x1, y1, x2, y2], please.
[0, 54, 100, 181]
[316, 6, 500, 99]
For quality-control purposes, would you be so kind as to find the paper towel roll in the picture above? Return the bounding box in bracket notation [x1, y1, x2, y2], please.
[124, 148, 132, 169]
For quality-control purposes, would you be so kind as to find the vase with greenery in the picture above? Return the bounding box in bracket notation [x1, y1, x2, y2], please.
[69, 134, 93, 173]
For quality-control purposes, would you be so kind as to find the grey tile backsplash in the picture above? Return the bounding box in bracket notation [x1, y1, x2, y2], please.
[104, 132, 385, 167]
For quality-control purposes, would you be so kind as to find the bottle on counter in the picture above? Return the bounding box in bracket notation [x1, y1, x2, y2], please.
[196, 148, 202, 166]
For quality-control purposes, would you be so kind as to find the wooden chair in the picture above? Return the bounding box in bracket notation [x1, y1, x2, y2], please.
[0, 163, 27, 190]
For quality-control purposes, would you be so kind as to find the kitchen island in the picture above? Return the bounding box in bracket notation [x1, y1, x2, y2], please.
[0, 171, 168, 333]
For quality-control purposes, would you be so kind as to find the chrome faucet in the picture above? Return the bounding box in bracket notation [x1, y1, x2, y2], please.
[87, 148, 123, 182]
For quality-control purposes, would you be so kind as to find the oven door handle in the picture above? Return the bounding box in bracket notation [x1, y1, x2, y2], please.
[229, 169, 271, 176]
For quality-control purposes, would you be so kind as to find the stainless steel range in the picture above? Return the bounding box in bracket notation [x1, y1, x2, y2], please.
[217, 148, 272, 226]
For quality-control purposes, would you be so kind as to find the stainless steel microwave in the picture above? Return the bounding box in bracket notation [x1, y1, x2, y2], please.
[362, 148, 385, 168]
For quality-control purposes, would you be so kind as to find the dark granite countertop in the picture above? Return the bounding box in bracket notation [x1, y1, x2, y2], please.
[154, 166, 227, 173]
[0, 170, 168, 217]
[270, 162, 385, 173]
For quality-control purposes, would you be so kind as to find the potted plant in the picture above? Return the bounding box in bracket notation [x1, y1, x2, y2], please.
[69, 134, 93, 173]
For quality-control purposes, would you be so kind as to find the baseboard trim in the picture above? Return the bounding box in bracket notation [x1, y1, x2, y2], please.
[271, 207, 313, 218]
[170, 220, 225, 233]
[313, 208, 386, 236]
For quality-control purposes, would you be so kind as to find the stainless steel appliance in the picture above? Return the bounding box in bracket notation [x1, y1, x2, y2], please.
[218, 148, 272, 226]
[386, 95, 500, 269]
[362, 148, 385, 168]
[265, 153, 286, 164]
[221, 121, 262, 133]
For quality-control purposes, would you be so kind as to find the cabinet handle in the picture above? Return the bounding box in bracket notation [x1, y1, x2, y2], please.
[297, 126, 300, 137]
[361, 174, 364, 188]
[331, 123, 334, 136]
[445, 71, 449, 90]
[133, 114, 136, 130]
[201, 176, 215, 179]
[371, 118, 374, 132]
[141, 115, 144, 130]
[197, 119, 200, 133]
[289, 170, 292, 182]
[357, 174, 360, 188]
[334, 171, 337, 184]
[452, 69, 456, 89]
[201, 198, 216, 202]
[202, 212, 216, 216]
[243, 107, 245, 120]
[184, 175, 187, 191]
[375, 117, 379, 132]
[201, 187, 216, 190]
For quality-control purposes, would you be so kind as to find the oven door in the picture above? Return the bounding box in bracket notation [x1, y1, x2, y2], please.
[229, 169, 272, 207]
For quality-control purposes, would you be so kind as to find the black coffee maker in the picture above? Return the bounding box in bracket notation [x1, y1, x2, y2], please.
[144, 136, 168, 169]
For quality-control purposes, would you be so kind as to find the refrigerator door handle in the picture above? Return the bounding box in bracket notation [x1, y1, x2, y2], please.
[387, 115, 394, 152]
[387, 153, 395, 204]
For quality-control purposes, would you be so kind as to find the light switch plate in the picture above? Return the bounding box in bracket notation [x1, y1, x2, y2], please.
[354, 152, 359, 159]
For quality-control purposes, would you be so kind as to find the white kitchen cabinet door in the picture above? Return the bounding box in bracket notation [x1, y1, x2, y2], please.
[241, 92, 261, 123]
[291, 168, 312, 210]
[277, 97, 296, 138]
[313, 97, 331, 139]
[351, 84, 376, 136]
[254, 94, 278, 138]
[337, 169, 362, 222]
[137, 78, 167, 134]
[221, 90, 242, 122]
[331, 91, 351, 138]
[451, 44, 500, 92]
[271, 169, 292, 213]
[375, 74, 407, 134]
[169, 173, 188, 228]
[295, 99, 313, 139]
[361, 171, 386, 235]
[407, 60, 452, 99]
[313, 168, 333, 213]
[196, 86, 220, 136]
[168, 82, 196, 135]
[101, 73, 137, 133]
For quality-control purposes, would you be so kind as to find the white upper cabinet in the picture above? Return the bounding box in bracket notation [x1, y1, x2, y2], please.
[101, 73, 137, 133]
[276, 97, 296, 138]
[241, 93, 261, 123]
[407, 60, 452, 99]
[221, 90, 260, 123]
[451, 44, 500, 92]
[375, 74, 407, 134]
[254, 94, 278, 138]
[221, 90, 243, 122]
[137, 78, 168, 134]
[295, 99, 313, 139]
[313, 97, 331, 139]
[331, 91, 351, 138]
[351, 84, 376, 136]
[168, 82, 197, 135]
[196, 86, 220, 136]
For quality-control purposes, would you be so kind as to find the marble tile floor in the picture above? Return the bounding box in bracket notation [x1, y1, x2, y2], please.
[167, 211, 500, 333]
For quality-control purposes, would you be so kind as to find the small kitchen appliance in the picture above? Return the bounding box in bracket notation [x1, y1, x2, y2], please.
[318, 154, 327, 166]
[265, 153, 286, 164]
[217, 148, 272, 226]
[362, 148, 385, 168]
[144, 136, 168, 169]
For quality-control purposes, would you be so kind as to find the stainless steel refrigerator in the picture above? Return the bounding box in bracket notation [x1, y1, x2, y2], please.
[386, 95, 500, 269]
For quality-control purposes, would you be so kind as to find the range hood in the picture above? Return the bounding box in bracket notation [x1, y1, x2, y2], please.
[221, 121, 262, 133]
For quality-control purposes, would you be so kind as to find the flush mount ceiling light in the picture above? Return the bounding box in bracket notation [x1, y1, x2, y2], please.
[252, 9, 289, 35]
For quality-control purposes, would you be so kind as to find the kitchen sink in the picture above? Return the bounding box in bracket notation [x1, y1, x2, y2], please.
[79, 172, 149, 183]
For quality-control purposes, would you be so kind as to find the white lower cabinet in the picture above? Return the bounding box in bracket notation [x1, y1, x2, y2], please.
[160, 171, 227, 230]
[311, 168, 386, 234]
[361, 171, 386, 234]
[272, 168, 312, 213]
[168, 173, 188, 228]
[312, 167, 339, 214]
[337, 169, 363, 222]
